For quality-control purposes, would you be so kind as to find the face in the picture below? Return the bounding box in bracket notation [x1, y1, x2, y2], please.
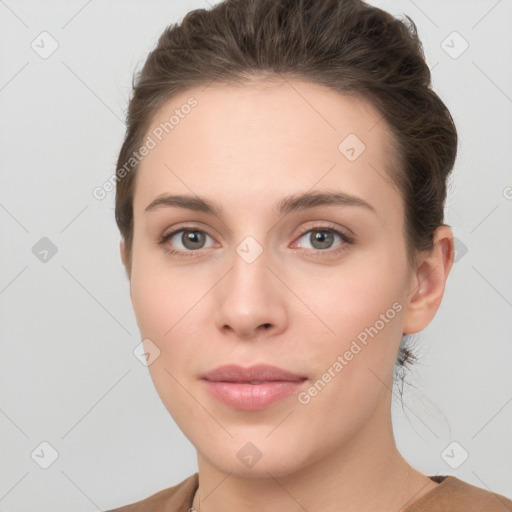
[127, 79, 416, 477]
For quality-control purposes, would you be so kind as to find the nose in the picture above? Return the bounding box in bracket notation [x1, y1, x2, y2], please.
[214, 247, 288, 341]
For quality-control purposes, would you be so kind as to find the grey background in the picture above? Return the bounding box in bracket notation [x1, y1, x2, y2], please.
[0, 0, 511, 510]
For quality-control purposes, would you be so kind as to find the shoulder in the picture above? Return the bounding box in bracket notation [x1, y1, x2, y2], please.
[407, 475, 512, 511]
[103, 473, 198, 512]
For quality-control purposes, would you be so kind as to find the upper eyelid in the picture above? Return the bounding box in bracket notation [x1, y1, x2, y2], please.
[297, 223, 350, 237]
[163, 222, 347, 238]
[162, 223, 215, 238]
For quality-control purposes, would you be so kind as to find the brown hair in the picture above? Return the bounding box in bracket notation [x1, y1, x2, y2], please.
[114, 0, 457, 368]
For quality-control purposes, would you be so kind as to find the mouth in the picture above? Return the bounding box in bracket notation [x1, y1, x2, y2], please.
[200, 364, 308, 410]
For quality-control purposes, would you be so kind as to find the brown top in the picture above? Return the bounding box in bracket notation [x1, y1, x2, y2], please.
[105, 473, 512, 512]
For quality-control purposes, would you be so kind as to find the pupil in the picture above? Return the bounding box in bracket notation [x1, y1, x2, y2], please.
[312, 231, 333, 249]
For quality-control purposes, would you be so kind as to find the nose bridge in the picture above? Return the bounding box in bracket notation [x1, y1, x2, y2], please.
[229, 238, 274, 307]
[229, 228, 273, 294]
[214, 234, 286, 337]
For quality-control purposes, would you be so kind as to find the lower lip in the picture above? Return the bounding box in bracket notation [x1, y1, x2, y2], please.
[202, 380, 306, 410]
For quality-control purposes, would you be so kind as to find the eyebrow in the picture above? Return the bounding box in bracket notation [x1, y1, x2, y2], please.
[144, 191, 376, 217]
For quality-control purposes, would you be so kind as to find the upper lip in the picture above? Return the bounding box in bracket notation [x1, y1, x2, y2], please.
[201, 364, 306, 383]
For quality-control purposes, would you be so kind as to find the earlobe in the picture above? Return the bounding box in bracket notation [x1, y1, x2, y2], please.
[402, 226, 454, 335]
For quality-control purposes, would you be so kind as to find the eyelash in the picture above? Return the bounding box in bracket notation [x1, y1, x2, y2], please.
[157, 224, 354, 258]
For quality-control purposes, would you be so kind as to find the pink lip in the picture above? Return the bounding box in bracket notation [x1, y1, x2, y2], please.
[201, 364, 307, 410]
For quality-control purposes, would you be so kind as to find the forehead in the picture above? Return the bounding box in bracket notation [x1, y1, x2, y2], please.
[134, 79, 401, 220]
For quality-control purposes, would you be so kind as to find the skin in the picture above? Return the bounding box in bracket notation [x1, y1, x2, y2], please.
[120, 78, 454, 512]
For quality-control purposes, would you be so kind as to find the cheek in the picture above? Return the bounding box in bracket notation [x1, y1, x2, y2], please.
[130, 270, 173, 340]
[291, 264, 406, 434]
[292, 251, 408, 388]
[298, 256, 405, 337]
[130, 242, 198, 339]
[130, 263, 204, 428]
[129, 250, 210, 376]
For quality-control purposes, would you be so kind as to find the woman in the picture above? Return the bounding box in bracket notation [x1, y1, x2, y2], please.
[106, 0, 512, 510]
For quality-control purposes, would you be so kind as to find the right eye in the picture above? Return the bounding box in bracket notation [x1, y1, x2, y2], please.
[159, 228, 216, 256]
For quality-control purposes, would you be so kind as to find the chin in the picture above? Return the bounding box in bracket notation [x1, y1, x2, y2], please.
[196, 433, 316, 478]
[203, 453, 304, 479]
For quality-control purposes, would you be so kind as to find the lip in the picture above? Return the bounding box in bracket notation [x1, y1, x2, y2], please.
[201, 364, 307, 410]
[201, 364, 306, 382]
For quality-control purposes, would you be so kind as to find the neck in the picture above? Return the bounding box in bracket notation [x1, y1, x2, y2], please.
[192, 400, 437, 512]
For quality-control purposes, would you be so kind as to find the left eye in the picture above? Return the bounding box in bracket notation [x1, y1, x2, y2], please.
[296, 228, 348, 251]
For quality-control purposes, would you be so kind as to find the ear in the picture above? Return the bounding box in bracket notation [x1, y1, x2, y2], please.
[402, 225, 454, 335]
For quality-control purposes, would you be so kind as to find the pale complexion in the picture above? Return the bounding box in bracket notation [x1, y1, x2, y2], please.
[121, 78, 454, 512]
